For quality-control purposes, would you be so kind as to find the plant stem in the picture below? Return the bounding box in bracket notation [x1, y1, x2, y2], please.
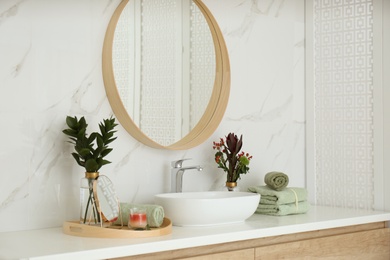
[83, 189, 92, 224]
[83, 179, 100, 224]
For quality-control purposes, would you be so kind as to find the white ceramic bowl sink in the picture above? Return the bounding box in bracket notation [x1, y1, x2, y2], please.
[154, 191, 260, 227]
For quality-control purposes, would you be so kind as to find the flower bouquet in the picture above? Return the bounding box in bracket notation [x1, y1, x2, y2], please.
[213, 132, 252, 189]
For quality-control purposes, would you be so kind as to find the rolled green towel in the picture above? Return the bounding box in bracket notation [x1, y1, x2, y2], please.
[264, 171, 289, 191]
[255, 201, 310, 216]
[114, 203, 164, 228]
[248, 185, 308, 205]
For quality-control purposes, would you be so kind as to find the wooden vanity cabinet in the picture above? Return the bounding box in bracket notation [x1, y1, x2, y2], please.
[254, 224, 390, 259]
[112, 222, 390, 260]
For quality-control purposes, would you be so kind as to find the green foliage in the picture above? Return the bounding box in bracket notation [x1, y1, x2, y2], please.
[63, 116, 118, 172]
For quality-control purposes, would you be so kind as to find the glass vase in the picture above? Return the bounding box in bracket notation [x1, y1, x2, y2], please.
[80, 172, 101, 224]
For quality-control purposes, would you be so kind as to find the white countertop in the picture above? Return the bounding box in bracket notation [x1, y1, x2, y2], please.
[1, 206, 389, 260]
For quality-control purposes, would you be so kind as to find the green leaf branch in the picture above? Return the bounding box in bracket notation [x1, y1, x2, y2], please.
[63, 116, 118, 173]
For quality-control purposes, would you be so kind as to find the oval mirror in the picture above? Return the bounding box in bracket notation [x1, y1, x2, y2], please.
[93, 175, 120, 223]
[102, 0, 230, 150]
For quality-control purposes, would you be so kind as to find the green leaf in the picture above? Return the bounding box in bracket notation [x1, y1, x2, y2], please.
[66, 116, 78, 129]
[93, 146, 103, 158]
[64, 115, 117, 172]
[99, 123, 106, 136]
[101, 148, 113, 157]
[85, 159, 99, 172]
[100, 159, 111, 166]
[88, 133, 98, 145]
[239, 156, 250, 166]
[96, 134, 103, 147]
[71, 153, 84, 167]
[108, 117, 118, 129]
[66, 139, 76, 145]
[62, 129, 78, 138]
[77, 127, 86, 139]
[79, 116, 87, 129]
[104, 132, 113, 139]
[105, 137, 117, 145]
[78, 148, 91, 157]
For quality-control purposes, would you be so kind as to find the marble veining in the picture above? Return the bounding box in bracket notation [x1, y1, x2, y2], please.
[69, 64, 106, 114]
[227, 95, 293, 122]
[11, 44, 31, 78]
[0, 0, 23, 24]
[0, 182, 28, 211]
[0, 0, 305, 232]
[227, 0, 288, 39]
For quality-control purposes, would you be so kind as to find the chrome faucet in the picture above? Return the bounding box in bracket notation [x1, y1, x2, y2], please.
[171, 159, 203, 192]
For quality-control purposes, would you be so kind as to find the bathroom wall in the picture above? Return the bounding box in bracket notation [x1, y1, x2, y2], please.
[306, 0, 390, 211]
[0, 0, 305, 232]
[313, 0, 375, 210]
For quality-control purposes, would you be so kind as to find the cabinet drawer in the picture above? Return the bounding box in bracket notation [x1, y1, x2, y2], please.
[180, 248, 254, 260]
[255, 228, 390, 259]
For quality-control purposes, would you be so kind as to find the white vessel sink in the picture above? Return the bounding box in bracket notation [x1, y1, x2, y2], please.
[154, 191, 260, 227]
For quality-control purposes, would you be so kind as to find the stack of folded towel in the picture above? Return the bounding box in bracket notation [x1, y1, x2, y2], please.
[248, 171, 310, 216]
[113, 203, 165, 228]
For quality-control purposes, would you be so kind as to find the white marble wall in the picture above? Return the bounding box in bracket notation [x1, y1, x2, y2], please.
[0, 0, 305, 232]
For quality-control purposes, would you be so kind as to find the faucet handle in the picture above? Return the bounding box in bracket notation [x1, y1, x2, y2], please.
[171, 158, 191, 168]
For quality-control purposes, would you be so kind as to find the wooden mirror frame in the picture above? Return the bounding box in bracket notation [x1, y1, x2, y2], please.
[102, 0, 230, 150]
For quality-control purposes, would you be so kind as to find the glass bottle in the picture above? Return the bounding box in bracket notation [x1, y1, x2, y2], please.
[80, 172, 100, 224]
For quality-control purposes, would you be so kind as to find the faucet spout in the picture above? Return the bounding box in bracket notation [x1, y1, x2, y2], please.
[171, 159, 202, 193]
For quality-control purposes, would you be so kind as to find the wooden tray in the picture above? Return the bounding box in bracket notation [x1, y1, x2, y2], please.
[63, 218, 172, 238]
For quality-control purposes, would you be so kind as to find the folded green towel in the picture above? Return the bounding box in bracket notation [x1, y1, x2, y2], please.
[255, 201, 310, 216]
[264, 171, 289, 191]
[248, 186, 308, 205]
[114, 203, 164, 228]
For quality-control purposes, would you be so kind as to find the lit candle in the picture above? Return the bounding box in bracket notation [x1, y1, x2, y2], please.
[128, 208, 147, 229]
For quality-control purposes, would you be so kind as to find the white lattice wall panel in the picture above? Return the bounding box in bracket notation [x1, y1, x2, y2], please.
[189, 1, 215, 129]
[314, 0, 374, 209]
[140, 0, 178, 146]
[113, 4, 133, 111]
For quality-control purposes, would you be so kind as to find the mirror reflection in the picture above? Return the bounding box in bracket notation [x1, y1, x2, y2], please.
[93, 175, 120, 223]
[112, 0, 216, 146]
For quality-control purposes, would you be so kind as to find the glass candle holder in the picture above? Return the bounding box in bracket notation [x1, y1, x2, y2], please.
[128, 208, 147, 230]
